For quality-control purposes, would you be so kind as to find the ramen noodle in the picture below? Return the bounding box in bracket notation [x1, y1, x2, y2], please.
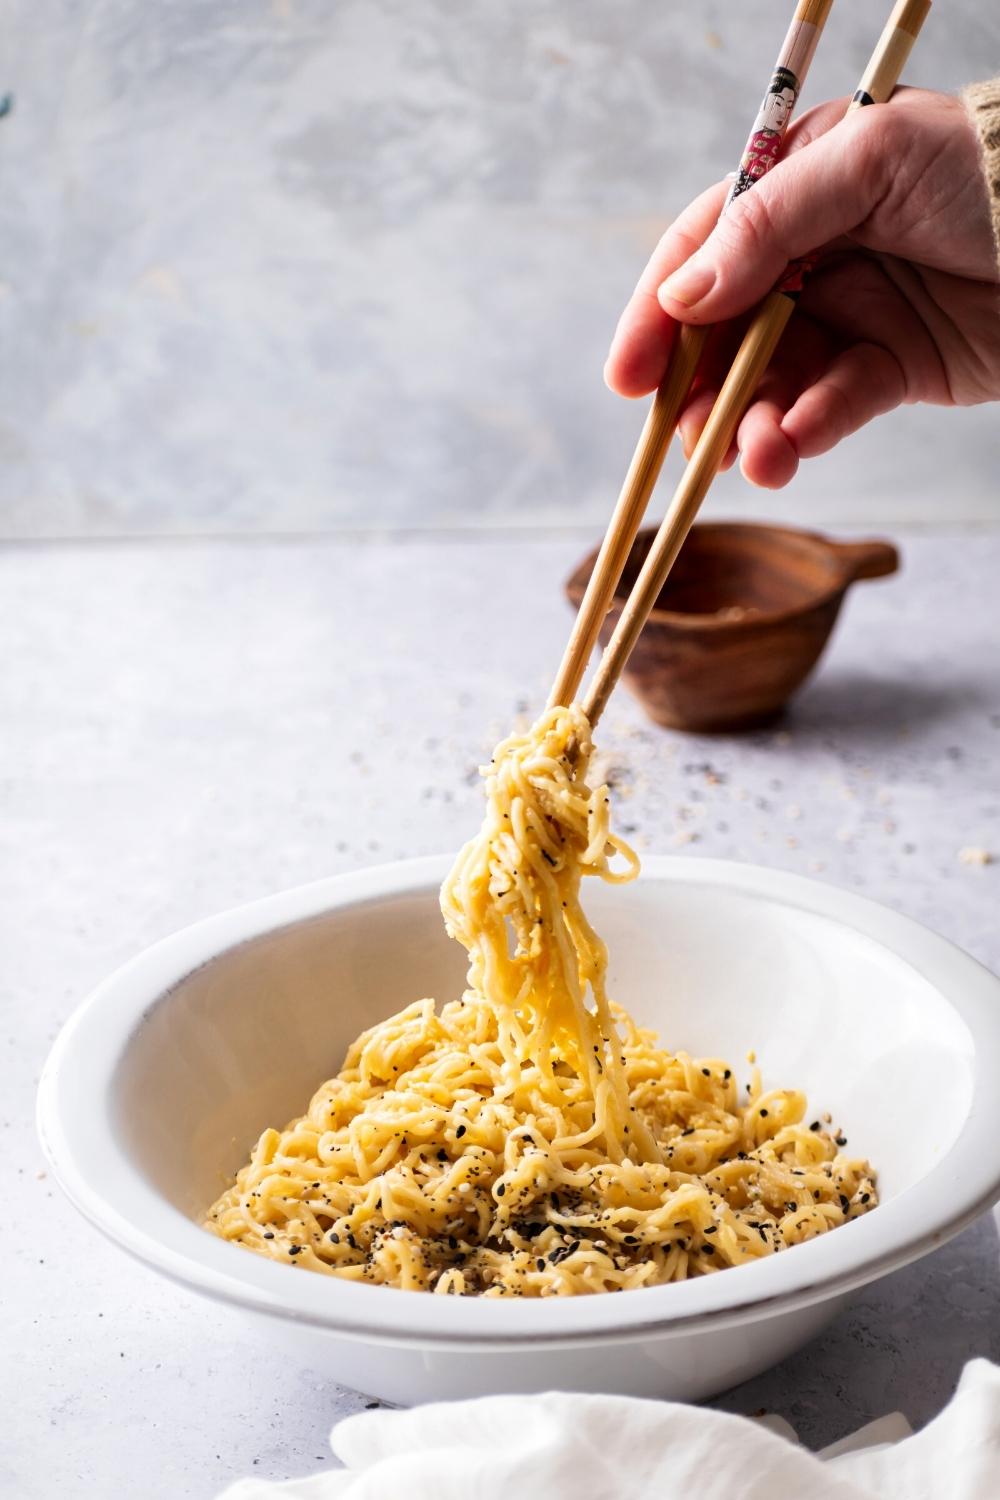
[206, 706, 876, 1294]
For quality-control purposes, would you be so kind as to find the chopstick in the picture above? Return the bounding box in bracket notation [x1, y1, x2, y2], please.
[547, 0, 836, 711]
[580, 0, 931, 730]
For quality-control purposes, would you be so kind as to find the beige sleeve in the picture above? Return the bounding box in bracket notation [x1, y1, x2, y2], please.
[963, 79, 1000, 278]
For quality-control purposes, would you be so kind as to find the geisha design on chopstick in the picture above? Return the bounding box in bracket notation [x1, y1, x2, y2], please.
[727, 0, 833, 204]
[731, 66, 799, 196]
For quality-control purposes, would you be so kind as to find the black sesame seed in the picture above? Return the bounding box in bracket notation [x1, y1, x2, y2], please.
[456, 1125, 467, 1139]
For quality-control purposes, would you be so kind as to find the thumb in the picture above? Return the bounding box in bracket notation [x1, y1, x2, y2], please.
[657, 106, 892, 322]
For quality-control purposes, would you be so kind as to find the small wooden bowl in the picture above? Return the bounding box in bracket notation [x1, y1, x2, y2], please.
[565, 521, 899, 733]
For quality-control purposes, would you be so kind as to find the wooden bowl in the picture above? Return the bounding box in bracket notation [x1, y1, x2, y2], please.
[565, 521, 899, 733]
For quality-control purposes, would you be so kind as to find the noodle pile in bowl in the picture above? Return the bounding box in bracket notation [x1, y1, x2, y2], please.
[205, 706, 876, 1295]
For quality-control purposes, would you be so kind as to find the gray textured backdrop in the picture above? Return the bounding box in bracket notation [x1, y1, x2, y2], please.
[2, 1, 998, 538]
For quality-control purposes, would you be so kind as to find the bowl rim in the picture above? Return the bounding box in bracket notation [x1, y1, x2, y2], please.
[564, 520, 889, 634]
[37, 855, 1000, 1349]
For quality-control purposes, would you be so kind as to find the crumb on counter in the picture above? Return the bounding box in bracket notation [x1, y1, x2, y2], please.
[958, 846, 994, 867]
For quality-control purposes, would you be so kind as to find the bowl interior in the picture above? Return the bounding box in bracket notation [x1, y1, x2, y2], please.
[611, 524, 843, 618]
[113, 872, 975, 1224]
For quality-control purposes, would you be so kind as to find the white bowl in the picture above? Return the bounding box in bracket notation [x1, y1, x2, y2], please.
[38, 856, 1000, 1404]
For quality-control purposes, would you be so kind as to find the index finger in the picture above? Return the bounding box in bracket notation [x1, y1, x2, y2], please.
[603, 94, 856, 402]
[604, 180, 729, 398]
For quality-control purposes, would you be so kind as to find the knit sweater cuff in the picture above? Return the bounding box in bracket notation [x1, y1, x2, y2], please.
[963, 79, 1000, 280]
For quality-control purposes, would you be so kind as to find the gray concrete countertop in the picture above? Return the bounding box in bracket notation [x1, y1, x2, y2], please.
[6, 527, 1000, 1498]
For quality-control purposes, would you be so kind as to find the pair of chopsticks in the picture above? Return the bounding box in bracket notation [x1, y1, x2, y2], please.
[550, 0, 931, 728]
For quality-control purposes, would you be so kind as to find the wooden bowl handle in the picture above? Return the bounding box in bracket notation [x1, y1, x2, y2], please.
[830, 537, 899, 582]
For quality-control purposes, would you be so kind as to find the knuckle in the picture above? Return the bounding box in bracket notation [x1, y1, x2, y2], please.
[723, 187, 783, 261]
[846, 106, 901, 201]
[823, 378, 856, 443]
[658, 223, 704, 264]
[653, 226, 676, 259]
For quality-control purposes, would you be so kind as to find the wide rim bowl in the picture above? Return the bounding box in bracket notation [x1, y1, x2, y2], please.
[37, 856, 1000, 1350]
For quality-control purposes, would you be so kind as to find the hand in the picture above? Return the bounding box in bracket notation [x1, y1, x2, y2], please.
[604, 89, 1000, 489]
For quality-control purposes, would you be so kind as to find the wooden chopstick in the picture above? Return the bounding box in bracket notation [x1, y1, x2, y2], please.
[547, 0, 835, 711]
[581, 0, 931, 730]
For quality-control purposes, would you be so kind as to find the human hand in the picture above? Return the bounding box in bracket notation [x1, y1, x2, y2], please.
[605, 89, 1000, 489]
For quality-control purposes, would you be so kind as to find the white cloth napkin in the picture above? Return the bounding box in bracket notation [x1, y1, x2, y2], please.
[219, 1358, 1000, 1500]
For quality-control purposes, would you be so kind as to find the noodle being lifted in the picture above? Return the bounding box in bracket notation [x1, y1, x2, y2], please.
[206, 706, 877, 1294]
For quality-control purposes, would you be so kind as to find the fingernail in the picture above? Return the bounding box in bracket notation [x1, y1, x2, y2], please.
[659, 258, 715, 308]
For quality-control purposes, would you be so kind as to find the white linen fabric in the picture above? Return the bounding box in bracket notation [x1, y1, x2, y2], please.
[219, 1358, 1000, 1500]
